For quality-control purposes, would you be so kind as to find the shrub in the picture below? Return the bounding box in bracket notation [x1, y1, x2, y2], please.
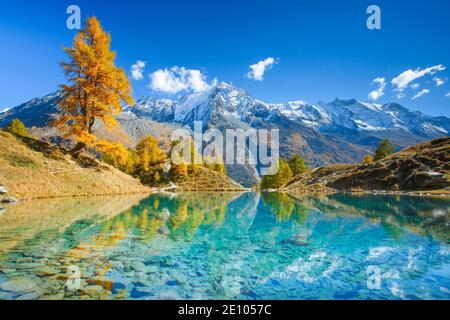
[374, 139, 396, 161]
[5, 118, 29, 137]
[288, 154, 308, 176]
[363, 155, 374, 164]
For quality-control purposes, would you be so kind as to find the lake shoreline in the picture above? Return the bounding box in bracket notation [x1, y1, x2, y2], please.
[3, 188, 449, 210]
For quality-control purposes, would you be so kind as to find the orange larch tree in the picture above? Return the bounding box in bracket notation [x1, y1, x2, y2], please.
[54, 16, 133, 155]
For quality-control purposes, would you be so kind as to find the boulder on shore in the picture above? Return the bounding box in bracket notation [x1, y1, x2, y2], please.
[0, 186, 8, 194]
[0, 186, 17, 204]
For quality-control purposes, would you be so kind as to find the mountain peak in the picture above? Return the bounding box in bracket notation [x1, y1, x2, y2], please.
[2, 84, 449, 141]
[214, 81, 235, 90]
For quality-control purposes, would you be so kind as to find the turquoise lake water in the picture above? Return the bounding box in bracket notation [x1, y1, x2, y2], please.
[0, 192, 449, 300]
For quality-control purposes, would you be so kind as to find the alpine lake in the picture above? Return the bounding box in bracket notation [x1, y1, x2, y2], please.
[0, 192, 449, 300]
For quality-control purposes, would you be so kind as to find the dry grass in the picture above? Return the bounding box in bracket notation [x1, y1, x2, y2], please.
[285, 137, 450, 193]
[0, 130, 150, 200]
[175, 167, 245, 192]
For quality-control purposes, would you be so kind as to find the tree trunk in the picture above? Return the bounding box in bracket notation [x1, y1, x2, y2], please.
[70, 142, 86, 157]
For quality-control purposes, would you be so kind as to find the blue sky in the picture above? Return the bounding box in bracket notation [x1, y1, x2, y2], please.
[1, 0, 449, 116]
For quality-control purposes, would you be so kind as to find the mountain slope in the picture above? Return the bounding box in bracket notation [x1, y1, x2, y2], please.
[1, 82, 449, 187]
[0, 92, 178, 150]
[128, 82, 449, 140]
[0, 130, 150, 200]
[285, 137, 450, 193]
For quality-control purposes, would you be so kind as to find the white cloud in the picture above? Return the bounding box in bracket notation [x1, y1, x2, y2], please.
[412, 89, 430, 100]
[368, 77, 386, 101]
[246, 57, 277, 81]
[149, 66, 211, 94]
[445, 92, 450, 98]
[410, 83, 420, 90]
[396, 93, 406, 99]
[391, 64, 445, 92]
[131, 60, 146, 81]
[433, 77, 446, 87]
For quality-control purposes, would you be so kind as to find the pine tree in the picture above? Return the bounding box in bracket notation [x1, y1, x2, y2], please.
[374, 139, 396, 161]
[288, 154, 308, 176]
[4, 118, 29, 137]
[260, 160, 293, 189]
[53, 16, 133, 156]
[277, 160, 293, 188]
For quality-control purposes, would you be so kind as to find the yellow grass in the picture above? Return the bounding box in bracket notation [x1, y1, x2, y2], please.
[0, 130, 150, 200]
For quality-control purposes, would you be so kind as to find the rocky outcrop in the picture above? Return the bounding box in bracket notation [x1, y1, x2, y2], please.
[286, 137, 450, 193]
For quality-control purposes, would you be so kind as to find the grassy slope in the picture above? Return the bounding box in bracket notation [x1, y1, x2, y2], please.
[285, 137, 450, 193]
[0, 130, 150, 200]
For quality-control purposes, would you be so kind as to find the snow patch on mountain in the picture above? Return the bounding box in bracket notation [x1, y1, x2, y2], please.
[123, 82, 450, 139]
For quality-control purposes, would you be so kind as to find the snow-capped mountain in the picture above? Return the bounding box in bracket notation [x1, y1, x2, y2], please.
[0, 91, 61, 128]
[126, 82, 449, 139]
[1, 82, 449, 186]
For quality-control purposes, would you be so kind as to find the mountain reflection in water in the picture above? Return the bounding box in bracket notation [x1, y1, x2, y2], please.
[0, 192, 448, 300]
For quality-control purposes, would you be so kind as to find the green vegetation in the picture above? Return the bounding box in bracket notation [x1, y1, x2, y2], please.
[374, 139, 396, 161]
[287, 137, 449, 193]
[260, 154, 308, 190]
[288, 154, 308, 176]
[4, 118, 29, 137]
[6, 153, 39, 168]
[262, 193, 309, 224]
[260, 160, 293, 189]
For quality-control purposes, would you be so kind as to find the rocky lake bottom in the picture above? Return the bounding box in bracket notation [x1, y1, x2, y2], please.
[0, 192, 449, 300]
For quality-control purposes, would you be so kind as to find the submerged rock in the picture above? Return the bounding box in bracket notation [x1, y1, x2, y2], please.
[0, 277, 41, 299]
[16, 291, 41, 300]
[79, 285, 108, 298]
[0, 277, 38, 293]
[86, 276, 114, 290]
[0, 268, 16, 274]
[34, 266, 59, 277]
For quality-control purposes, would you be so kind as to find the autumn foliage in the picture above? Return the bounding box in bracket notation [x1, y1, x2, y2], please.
[363, 155, 374, 164]
[5, 118, 29, 137]
[136, 136, 166, 173]
[53, 16, 133, 156]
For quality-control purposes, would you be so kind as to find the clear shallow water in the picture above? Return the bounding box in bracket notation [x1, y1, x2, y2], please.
[0, 192, 449, 300]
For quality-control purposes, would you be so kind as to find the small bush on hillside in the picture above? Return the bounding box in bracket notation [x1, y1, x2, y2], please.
[374, 139, 396, 161]
[5, 118, 29, 137]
